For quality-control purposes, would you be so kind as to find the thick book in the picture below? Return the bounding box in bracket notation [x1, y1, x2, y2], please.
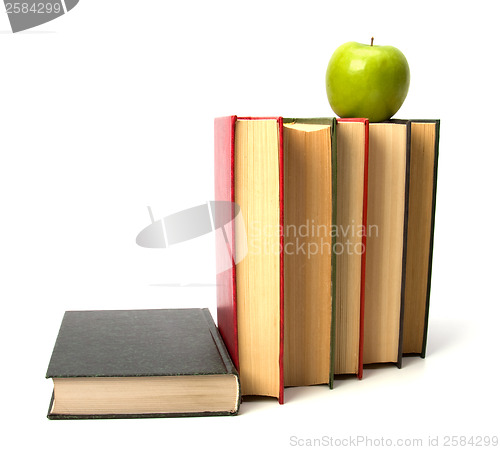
[334, 118, 369, 379]
[214, 116, 285, 403]
[363, 119, 440, 367]
[45, 308, 240, 419]
[282, 118, 336, 389]
[402, 120, 440, 358]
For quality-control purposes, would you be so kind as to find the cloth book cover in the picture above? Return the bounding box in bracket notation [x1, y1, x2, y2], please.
[46, 308, 241, 419]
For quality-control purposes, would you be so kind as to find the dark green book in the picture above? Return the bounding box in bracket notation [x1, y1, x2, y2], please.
[46, 308, 240, 419]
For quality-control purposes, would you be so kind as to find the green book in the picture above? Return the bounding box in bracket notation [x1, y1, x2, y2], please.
[46, 308, 240, 419]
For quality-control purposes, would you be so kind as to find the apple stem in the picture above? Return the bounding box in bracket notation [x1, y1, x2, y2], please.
[371, 37, 374, 46]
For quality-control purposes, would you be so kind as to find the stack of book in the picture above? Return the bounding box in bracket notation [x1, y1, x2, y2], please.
[44, 115, 439, 419]
[214, 116, 439, 404]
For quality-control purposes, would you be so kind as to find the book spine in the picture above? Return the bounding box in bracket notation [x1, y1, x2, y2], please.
[201, 308, 238, 376]
[202, 308, 241, 415]
[214, 116, 239, 370]
[229, 116, 238, 365]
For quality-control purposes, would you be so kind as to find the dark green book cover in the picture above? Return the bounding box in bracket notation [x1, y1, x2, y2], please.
[46, 308, 240, 419]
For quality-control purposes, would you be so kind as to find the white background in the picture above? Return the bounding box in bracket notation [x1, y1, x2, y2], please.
[1, 1, 499, 449]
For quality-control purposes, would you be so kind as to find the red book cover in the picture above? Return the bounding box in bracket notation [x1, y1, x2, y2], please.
[214, 116, 284, 404]
[214, 116, 238, 367]
[336, 118, 369, 380]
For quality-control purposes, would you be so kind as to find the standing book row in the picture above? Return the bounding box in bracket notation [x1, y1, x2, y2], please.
[43, 115, 439, 419]
[214, 116, 440, 404]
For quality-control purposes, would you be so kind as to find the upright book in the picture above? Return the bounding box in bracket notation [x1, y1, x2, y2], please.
[334, 118, 369, 379]
[282, 118, 335, 389]
[46, 308, 240, 419]
[402, 120, 440, 357]
[363, 119, 440, 367]
[214, 116, 284, 403]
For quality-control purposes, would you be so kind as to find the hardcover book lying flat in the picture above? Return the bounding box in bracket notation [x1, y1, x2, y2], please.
[45, 308, 240, 419]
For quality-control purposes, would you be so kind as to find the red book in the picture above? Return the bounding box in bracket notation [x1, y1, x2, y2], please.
[214, 116, 284, 403]
[334, 118, 369, 380]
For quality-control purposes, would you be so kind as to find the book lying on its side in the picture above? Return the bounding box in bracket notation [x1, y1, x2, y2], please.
[46, 308, 240, 419]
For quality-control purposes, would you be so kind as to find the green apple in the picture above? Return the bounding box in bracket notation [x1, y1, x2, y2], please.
[325, 40, 410, 122]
